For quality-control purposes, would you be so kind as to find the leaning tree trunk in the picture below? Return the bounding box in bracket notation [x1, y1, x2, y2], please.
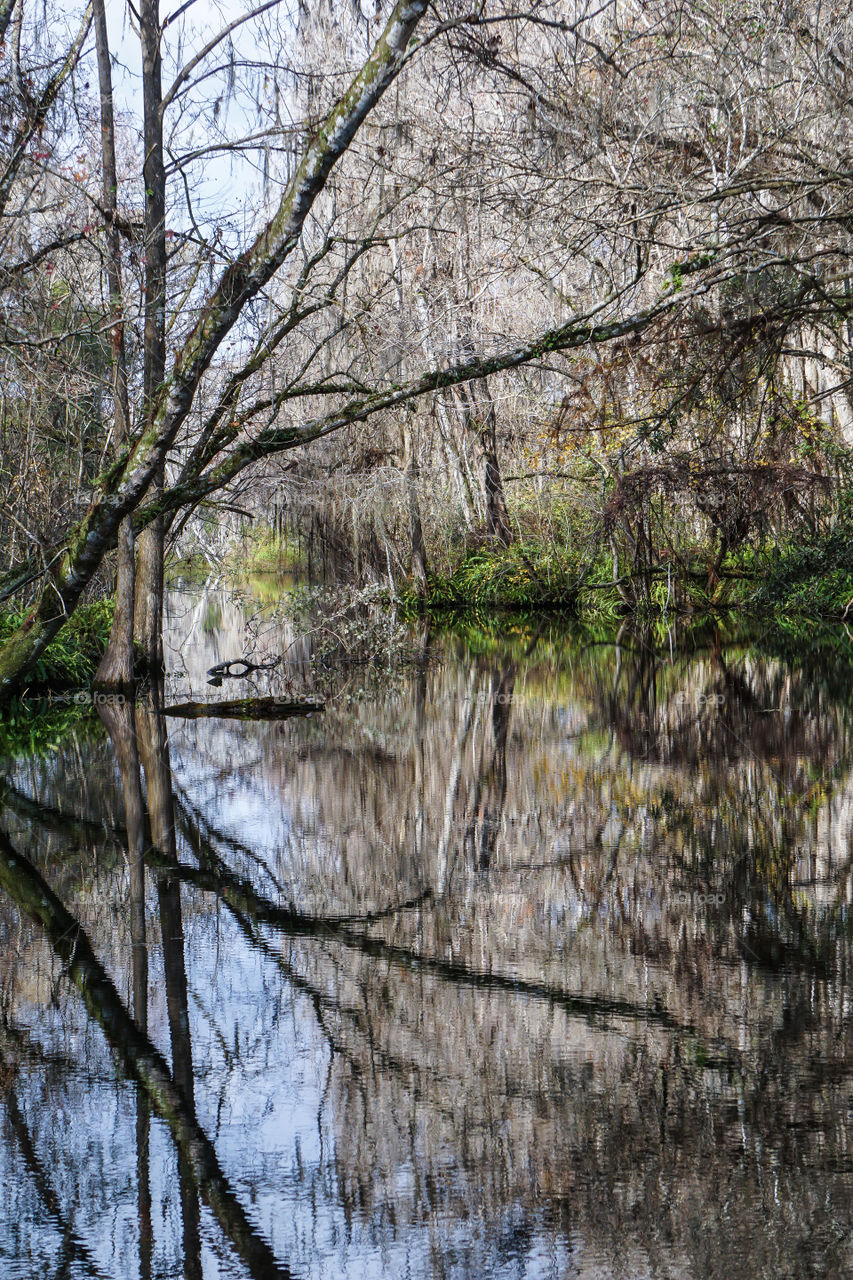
[134, 0, 168, 675]
[93, 0, 135, 690]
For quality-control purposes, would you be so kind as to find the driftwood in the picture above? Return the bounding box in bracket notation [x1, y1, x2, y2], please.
[206, 657, 280, 686]
[164, 698, 324, 720]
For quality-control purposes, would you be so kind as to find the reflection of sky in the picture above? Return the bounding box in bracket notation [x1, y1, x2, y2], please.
[6, 609, 853, 1276]
[1, 911, 584, 1280]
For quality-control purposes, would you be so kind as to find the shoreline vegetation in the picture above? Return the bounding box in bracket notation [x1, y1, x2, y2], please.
[0, 598, 115, 693]
[7, 506, 853, 701]
[228, 505, 853, 626]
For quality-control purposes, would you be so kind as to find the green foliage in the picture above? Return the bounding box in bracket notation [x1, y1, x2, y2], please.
[0, 700, 94, 760]
[752, 516, 853, 618]
[0, 597, 114, 688]
[414, 540, 580, 613]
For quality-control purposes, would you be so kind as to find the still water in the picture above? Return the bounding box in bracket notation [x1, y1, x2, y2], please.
[1, 582, 852, 1279]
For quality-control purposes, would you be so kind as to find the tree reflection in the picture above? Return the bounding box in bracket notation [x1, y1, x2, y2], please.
[137, 689, 202, 1280]
[98, 697, 152, 1280]
[0, 823, 294, 1279]
[2, 628, 853, 1277]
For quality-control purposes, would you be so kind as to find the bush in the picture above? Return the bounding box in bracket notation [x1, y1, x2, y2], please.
[0, 597, 114, 688]
[411, 539, 581, 612]
[752, 519, 853, 618]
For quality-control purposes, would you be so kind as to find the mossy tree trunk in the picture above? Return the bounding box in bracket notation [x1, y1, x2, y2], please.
[133, 0, 168, 676]
[93, 0, 136, 691]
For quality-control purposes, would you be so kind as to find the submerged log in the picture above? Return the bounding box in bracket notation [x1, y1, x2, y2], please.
[164, 697, 324, 720]
[206, 657, 280, 680]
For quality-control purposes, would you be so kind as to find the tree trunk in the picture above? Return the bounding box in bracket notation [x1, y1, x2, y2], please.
[414, 291, 479, 529]
[478, 397, 512, 547]
[391, 240, 428, 587]
[135, 0, 168, 675]
[134, 521, 165, 672]
[93, 0, 135, 690]
[452, 311, 512, 547]
[407, 455, 428, 587]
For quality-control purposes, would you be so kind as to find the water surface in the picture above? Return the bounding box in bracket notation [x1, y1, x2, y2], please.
[1, 584, 852, 1279]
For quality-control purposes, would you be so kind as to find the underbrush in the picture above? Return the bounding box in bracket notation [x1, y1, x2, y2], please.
[751, 520, 853, 618]
[0, 597, 114, 689]
[407, 540, 581, 613]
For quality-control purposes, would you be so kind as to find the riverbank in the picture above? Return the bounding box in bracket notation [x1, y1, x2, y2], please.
[398, 520, 853, 627]
[7, 510, 853, 703]
[0, 597, 114, 690]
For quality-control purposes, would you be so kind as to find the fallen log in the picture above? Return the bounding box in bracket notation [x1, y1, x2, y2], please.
[164, 698, 324, 720]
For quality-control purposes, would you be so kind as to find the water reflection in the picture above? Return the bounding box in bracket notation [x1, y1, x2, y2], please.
[1, 599, 853, 1278]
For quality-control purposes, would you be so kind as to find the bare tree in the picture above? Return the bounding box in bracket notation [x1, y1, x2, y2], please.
[92, 0, 134, 688]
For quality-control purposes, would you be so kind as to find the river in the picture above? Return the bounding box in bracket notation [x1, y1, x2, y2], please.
[0, 578, 851, 1278]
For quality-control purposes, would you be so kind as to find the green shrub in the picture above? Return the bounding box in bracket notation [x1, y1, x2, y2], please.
[752, 520, 853, 618]
[411, 539, 581, 613]
[0, 597, 114, 688]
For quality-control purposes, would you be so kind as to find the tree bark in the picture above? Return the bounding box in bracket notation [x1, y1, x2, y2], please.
[407, 452, 428, 587]
[477, 395, 512, 547]
[93, 0, 136, 690]
[134, 0, 168, 675]
[453, 331, 512, 547]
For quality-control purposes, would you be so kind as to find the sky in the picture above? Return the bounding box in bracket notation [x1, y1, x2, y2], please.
[102, 0, 304, 246]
